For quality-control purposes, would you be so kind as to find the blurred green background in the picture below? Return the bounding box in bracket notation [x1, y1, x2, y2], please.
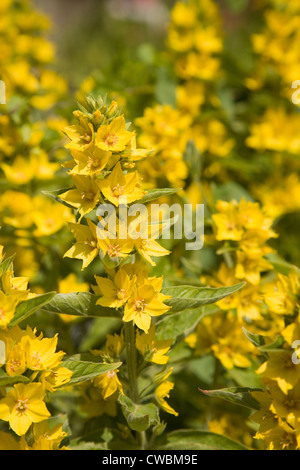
[33, 0, 174, 87]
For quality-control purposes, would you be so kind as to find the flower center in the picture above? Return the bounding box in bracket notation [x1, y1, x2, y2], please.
[9, 359, 21, 372]
[31, 351, 42, 368]
[45, 218, 55, 228]
[112, 184, 125, 197]
[107, 244, 121, 258]
[88, 157, 101, 169]
[226, 221, 237, 231]
[285, 399, 296, 408]
[116, 289, 126, 300]
[84, 239, 97, 248]
[82, 190, 94, 201]
[0, 307, 5, 319]
[106, 371, 116, 378]
[134, 299, 146, 312]
[82, 133, 91, 143]
[16, 399, 28, 416]
[104, 134, 118, 147]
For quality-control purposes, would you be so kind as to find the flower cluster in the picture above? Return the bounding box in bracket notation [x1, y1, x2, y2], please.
[136, 0, 233, 191]
[59, 96, 178, 422]
[0, 245, 71, 446]
[0, 0, 72, 281]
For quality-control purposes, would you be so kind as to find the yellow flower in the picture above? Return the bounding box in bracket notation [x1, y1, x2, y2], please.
[1, 156, 34, 185]
[134, 237, 170, 267]
[212, 200, 244, 241]
[59, 273, 90, 295]
[70, 144, 111, 176]
[94, 268, 135, 309]
[0, 291, 18, 330]
[96, 116, 135, 152]
[64, 218, 100, 270]
[257, 351, 300, 394]
[136, 325, 173, 364]
[59, 174, 101, 220]
[40, 367, 73, 392]
[1, 270, 30, 301]
[32, 196, 74, 237]
[155, 381, 178, 417]
[235, 249, 272, 285]
[30, 422, 68, 450]
[246, 108, 300, 155]
[94, 370, 123, 399]
[80, 382, 118, 418]
[264, 271, 299, 316]
[269, 381, 300, 428]
[96, 218, 135, 261]
[98, 162, 145, 206]
[25, 334, 65, 371]
[123, 280, 171, 333]
[64, 114, 95, 151]
[0, 383, 50, 436]
[30, 151, 60, 180]
[6, 343, 26, 377]
[256, 420, 300, 450]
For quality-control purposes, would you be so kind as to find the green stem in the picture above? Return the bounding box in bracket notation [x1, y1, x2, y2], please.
[125, 321, 139, 403]
[124, 321, 149, 450]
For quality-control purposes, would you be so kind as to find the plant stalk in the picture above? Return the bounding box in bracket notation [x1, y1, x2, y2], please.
[125, 321, 139, 403]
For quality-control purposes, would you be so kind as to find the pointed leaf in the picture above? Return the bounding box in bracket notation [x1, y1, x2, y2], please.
[41, 189, 75, 209]
[162, 283, 245, 313]
[0, 373, 30, 387]
[9, 292, 56, 327]
[135, 188, 181, 205]
[199, 386, 262, 410]
[242, 327, 265, 348]
[0, 254, 15, 276]
[41, 292, 121, 319]
[63, 354, 122, 385]
[156, 305, 220, 341]
[160, 429, 248, 450]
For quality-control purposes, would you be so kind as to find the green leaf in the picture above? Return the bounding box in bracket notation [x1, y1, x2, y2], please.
[118, 394, 160, 432]
[184, 140, 201, 181]
[41, 292, 121, 319]
[199, 386, 262, 410]
[0, 373, 30, 387]
[63, 354, 122, 385]
[70, 442, 108, 450]
[159, 429, 248, 450]
[242, 327, 265, 348]
[265, 253, 300, 276]
[243, 327, 285, 352]
[41, 188, 75, 209]
[226, 367, 262, 389]
[156, 305, 220, 341]
[9, 292, 56, 327]
[212, 181, 253, 203]
[258, 335, 285, 352]
[0, 254, 15, 276]
[162, 283, 245, 313]
[135, 188, 181, 205]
